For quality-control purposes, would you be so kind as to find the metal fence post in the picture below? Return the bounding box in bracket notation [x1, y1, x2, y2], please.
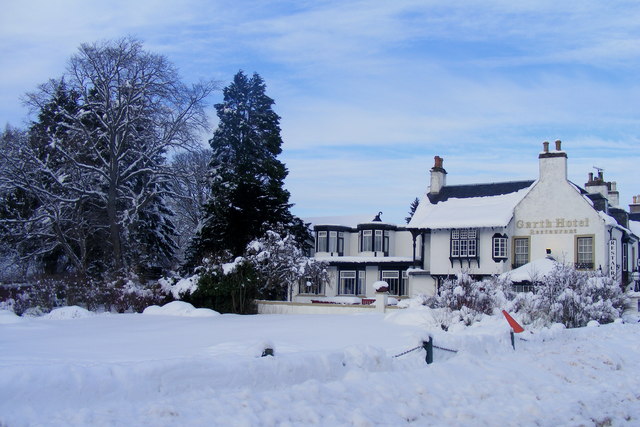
[423, 337, 433, 364]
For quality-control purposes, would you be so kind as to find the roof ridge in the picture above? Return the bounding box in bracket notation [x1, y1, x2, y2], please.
[443, 179, 535, 188]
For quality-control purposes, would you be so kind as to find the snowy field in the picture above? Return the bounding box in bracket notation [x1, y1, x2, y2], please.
[1, 304, 640, 426]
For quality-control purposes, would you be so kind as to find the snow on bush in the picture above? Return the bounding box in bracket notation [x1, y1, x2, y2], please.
[10, 275, 172, 316]
[245, 230, 329, 302]
[142, 301, 220, 317]
[429, 273, 495, 327]
[532, 264, 626, 328]
[160, 274, 201, 299]
[407, 264, 626, 329]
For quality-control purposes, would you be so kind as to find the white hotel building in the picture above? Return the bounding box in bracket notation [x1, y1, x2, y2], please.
[295, 141, 640, 302]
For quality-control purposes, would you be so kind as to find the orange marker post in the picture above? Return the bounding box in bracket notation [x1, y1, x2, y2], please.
[502, 310, 524, 333]
[502, 310, 524, 350]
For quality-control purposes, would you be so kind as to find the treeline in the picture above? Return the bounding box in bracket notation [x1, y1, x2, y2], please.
[0, 38, 322, 313]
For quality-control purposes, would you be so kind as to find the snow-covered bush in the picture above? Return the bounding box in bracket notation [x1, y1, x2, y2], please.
[405, 264, 625, 329]
[8, 274, 171, 315]
[437, 273, 495, 324]
[182, 258, 258, 314]
[533, 264, 625, 328]
[245, 230, 328, 301]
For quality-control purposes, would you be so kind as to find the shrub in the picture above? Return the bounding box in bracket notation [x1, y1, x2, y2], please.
[535, 264, 625, 328]
[411, 264, 625, 329]
[7, 274, 171, 315]
[439, 273, 494, 314]
[182, 259, 258, 314]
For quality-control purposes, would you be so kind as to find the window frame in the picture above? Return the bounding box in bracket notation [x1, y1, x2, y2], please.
[512, 236, 530, 269]
[492, 233, 508, 262]
[575, 235, 595, 270]
[339, 270, 365, 296]
[450, 228, 479, 259]
[316, 231, 327, 253]
[298, 277, 325, 296]
[361, 230, 373, 252]
[381, 270, 408, 296]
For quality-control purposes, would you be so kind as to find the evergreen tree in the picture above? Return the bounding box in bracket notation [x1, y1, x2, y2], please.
[405, 197, 420, 224]
[189, 71, 309, 265]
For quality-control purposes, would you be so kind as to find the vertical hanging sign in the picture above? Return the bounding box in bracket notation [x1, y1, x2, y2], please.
[609, 240, 617, 279]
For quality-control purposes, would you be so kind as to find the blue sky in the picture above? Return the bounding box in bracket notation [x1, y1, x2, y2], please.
[1, 0, 639, 223]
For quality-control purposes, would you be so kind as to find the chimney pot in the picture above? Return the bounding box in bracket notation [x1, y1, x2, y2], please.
[598, 170, 603, 180]
[555, 140, 562, 151]
[434, 156, 443, 169]
[543, 141, 549, 152]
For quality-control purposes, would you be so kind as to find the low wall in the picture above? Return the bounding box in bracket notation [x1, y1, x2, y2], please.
[625, 293, 639, 314]
[257, 300, 403, 315]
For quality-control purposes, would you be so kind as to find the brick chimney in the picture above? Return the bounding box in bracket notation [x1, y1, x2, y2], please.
[429, 155, 447, 195]
[538, 140, 567, 183]
[630, 195, 640, 214]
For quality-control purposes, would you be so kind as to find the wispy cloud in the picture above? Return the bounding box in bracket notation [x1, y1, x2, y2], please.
[1, 0, 638, 221]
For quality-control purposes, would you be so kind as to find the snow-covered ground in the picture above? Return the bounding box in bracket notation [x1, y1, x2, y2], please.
[1, 304, 639, 426]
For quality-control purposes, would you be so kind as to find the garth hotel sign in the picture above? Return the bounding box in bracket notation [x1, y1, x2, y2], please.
[516, 218, 590, 235]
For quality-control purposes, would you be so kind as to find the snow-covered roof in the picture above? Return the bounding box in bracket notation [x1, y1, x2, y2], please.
[315, 256, 413, 264]
[304, 214, 384, 229]
[500, 257, 559, 283]
[408, 181, 534, 229]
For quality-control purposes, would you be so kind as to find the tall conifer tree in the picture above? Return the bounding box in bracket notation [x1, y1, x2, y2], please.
[189, 71, 308, 264]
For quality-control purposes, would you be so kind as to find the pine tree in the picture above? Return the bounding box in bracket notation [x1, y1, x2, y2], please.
[188, 71, 309, 265]
[405, 197, 420, 224]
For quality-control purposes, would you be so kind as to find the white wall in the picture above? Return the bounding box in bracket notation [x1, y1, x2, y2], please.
[394, 230, 415, 258]
[514, 179, 608, 270]
[426, 227, 511, 277]
[408, 273, 436, 296]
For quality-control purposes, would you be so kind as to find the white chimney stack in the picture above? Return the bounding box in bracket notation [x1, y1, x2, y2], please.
[538, 140, 567, 184]
[429, 155, 447, 195]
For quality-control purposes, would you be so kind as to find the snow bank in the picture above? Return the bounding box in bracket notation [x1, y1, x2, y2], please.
[142, 301, 220, 317]
[1, 309, 640, 426]
[44, 306, 95, 320]
[0, 309, 23, 324]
